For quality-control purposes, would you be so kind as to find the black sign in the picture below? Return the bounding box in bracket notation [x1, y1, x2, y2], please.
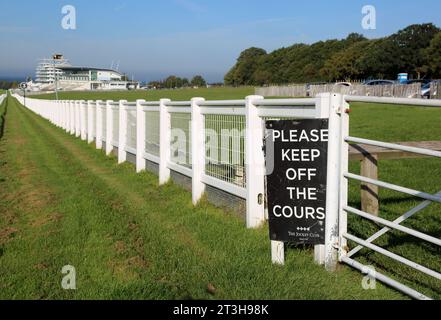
[265, 119, 329, 245]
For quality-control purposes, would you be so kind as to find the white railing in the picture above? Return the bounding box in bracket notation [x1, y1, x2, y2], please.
[0, 93, 6, 106]
[13, 93, 339, 269]
[11, 93, 329, 232]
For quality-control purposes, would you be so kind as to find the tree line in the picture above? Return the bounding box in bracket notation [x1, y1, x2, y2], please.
[224, 23, 441, 86]
[148, 75, 207, 89]
[0, 80, 19, 90]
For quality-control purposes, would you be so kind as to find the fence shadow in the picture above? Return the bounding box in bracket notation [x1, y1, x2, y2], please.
[0, 95, 8, 140]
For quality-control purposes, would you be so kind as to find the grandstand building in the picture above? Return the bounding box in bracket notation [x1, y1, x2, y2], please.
[34, 54, 139, 91]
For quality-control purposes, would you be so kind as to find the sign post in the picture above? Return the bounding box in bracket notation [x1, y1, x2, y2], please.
[20, 82, 28, 107]
[265, 119, 329, 251]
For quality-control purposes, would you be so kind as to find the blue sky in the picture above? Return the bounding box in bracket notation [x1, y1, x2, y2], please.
[1, 0, 441, 82]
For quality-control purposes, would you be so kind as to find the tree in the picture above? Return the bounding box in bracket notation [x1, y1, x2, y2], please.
[320, 40, 371, 81]
[191, 75, 206, 87]
[224, 24, 441, 85]
[423, 32, 441, 78]
[164, 75, 182, 88]
[390, 23, 440, 78]
[224, 47, 267, 85]
[181, 78, 190, 87]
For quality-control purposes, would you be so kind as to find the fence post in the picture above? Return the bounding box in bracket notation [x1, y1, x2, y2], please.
[54, 101, 57, 125]
[74, 101, 81, 138]
[58, 100, 62, 127]
[118, 100, 128, 164]
[55, 101, 59, 127]
[324, 93, 344, 272]
[360, 155, 379, 216]
[106, 100, 113, 155]
[136, 99, 146, 173]
[70, 101, 75, 135]
[338, 95, 350, 263]
[96, 101, 103, 150]
[191, 97, 206, 205]
[62, 101, 67, 131]
[67, 101, 71, 132]
[271, 241, 285, 265]
[75, 101, 81, 138]
[80, 101, 87, 141]
[313, 94, 331, 265]
[87, 101, 94, 144]
[65, 100, 69, 131]
[245, 95, 266, 229]
[159, 99, 171, 185]
[50, 101, 52, 123]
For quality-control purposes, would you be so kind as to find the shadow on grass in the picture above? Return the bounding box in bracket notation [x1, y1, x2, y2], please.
[0, 96, 8, 140]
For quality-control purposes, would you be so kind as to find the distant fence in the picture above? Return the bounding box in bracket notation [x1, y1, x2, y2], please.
[257, 83, 422, 98]
[255, 85, 307, 97]
[431, 83, 441, 99]
[0, 94, 6, 106]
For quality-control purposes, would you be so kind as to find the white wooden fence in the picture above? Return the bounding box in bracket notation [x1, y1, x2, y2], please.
[431, 83, 440, 99]
[255, 85, 307, 97]
[11, 93, 441, 299]
[11, 93, 336, 232]
[309, 83, 421, 98]
[0, 94, 6, 106]
[256, 83, 422, 98]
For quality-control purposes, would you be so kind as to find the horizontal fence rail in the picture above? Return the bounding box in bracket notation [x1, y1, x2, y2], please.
[345, 95, 441, 107]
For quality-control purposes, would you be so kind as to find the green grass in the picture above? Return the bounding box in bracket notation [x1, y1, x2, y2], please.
[0, 96, 404, 300]
[34, 87, 255, 102]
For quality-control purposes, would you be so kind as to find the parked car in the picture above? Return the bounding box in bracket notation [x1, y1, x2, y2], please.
[363, 79, 395, 86]
[422, 81, 440, 99]
[402, 79, 431, 86]
[335, 82, 352, 87]
[305, 82, 328, 97]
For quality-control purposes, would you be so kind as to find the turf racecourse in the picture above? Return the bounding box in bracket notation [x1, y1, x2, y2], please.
[0, 95, 404, 299]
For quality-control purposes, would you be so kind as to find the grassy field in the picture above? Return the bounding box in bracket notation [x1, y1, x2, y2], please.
[1, 88, 440, 299]
[34, 87, 255, 102]
[0, 95, 403, 299]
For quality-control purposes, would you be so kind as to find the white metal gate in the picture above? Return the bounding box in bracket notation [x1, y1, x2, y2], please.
[335, 95, 441, 300]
